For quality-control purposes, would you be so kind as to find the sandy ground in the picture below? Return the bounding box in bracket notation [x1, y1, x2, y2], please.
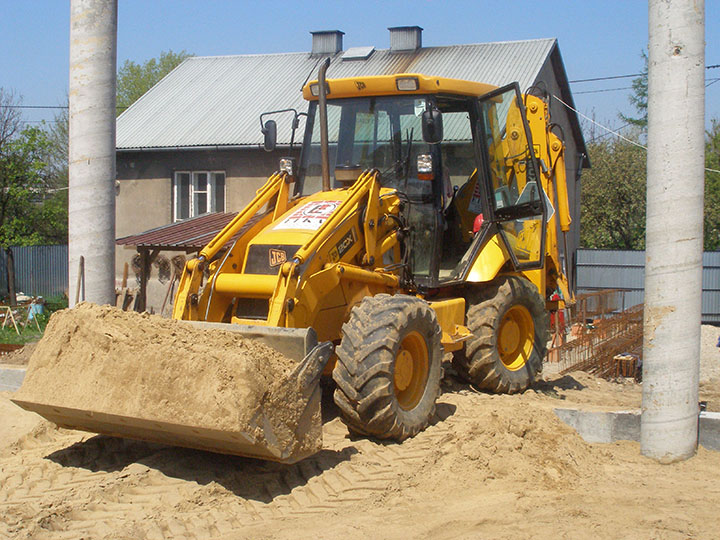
[1, 317, 719, 539]
[1, 365, 719, 540]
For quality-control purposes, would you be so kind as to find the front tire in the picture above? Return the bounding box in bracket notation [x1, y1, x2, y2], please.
[453, 276, 549, 394]
[333, 294, 442, 441]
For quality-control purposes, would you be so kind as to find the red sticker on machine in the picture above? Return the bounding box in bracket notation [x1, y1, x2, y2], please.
[274, 200, 343, 230]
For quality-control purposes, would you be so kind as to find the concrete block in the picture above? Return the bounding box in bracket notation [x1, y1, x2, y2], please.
[554, 408, 640, 443]
[555, 407, 720, 453]
[699, 411, 720, 451]
[0, 367, 26, 392]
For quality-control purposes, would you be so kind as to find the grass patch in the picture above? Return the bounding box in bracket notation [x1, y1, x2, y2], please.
[0, 294, 68, 345]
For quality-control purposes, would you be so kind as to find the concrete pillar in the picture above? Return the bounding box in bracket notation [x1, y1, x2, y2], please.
[68, 0, 118, 306]
[642, 0, 705, 462]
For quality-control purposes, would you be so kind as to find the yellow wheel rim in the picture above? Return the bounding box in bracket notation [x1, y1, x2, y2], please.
[498, 305, 534, 371]
[394, 331, 429, 411]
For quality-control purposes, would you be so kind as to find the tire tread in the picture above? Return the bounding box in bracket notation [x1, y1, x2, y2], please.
[333, 294, 442, 441]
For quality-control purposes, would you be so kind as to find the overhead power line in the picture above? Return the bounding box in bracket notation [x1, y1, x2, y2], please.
[575, 77, 718, 95]
[5, 105, 128, 111]
[552, 94, 720, 175]
[5, 105, 68, 110]
[574, 86, 633, 95]
[5, 66, 719, 109]
[570, 64, 718, 84]
[570, 74, 640, 84]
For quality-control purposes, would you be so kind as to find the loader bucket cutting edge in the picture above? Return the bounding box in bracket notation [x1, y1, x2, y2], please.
[12, 319, 334, 464]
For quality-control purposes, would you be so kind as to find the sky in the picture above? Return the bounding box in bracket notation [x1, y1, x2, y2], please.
[1, 0, 718, 137]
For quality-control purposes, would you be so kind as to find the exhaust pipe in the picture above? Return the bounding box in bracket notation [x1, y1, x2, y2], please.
[318, 57, 331, 191]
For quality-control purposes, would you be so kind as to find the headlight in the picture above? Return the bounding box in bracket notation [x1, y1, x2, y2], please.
[279, 157, 295, 177]
[309, 83, 329, 97]
[417, 154, 433, 180]
[396, 77, 419, 91]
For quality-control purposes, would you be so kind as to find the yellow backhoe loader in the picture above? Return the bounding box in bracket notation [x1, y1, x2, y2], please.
[14, 59, 573, 463]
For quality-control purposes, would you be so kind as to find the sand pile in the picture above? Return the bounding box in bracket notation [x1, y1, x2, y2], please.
[0, 342, 36, 366]
[420, 397, 589, 487]
[701, 324, 720, 383]
[13, 303, 323, 462]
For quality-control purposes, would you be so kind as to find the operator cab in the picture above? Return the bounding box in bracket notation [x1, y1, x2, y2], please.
[295, 74, 547, 289]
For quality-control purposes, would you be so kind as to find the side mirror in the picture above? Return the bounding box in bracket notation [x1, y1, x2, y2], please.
[421, 107, 443, 144]
[262, 120, 277, 152]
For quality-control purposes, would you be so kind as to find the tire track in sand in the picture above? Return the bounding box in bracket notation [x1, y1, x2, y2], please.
[0, 393, 464, 539]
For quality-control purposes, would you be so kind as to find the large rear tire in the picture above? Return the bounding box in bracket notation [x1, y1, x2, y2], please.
[453, 276, 549, 394]
[333, 294, 442, 441]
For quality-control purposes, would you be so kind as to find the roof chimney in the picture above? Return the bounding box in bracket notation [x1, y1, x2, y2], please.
[389, 26, 423, 52]
[311, 30, 344, 55]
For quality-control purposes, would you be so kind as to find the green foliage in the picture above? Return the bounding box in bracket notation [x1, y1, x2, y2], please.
[0, 87, 67, 251]
[581, 122, 720, 252]
[580, 134, 647, 250]
[706, 119, 720, 251]
[45, 104, 68, 186]
[33, 187, 68, 244]
[581, 51, 648, 249]
[620, 51, 648, 129]
[583, 49, 720, 252]
[37, 105, 69, 245]
[0, 125, 53, 248]
[117, 50, 193, 113]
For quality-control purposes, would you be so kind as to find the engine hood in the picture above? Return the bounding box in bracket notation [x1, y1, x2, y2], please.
[242, 190, 355, 273]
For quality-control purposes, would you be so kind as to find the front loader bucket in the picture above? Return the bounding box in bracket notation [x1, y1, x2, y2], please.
[12, 304, 332, 463]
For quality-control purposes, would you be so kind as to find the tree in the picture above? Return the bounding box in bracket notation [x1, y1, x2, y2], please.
[706, 119, 720, 251]
[620, 51, 648, 129]
[0, 126, 54, 305]
[0, 88, 21, 149]
[0, 88, 67, 305]
[116, 50, 193, 113]
[580, 133, 647, 250]
[0, 88, 23, 306]
[38, 104, 69, 245]
[583, 52, 720, 252]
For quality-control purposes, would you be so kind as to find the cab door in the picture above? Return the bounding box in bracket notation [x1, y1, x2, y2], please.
[477, 84, 547, 270]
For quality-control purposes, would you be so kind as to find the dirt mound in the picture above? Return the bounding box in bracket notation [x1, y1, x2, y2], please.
[13, 303, 323, 461]
[424, 398, 587, 485]
[0, 342, 36, 366]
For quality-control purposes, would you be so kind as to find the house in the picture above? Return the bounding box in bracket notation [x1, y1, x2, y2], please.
[115, 26, 589, 312]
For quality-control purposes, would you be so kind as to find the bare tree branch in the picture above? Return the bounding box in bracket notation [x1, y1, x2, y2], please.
[0, 88, 22, 150]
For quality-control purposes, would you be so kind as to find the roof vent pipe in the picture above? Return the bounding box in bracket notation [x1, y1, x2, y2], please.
[389, 26, 423, 51]
[311, 30, 344, 55]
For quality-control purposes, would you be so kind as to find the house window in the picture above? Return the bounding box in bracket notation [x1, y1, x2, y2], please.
[173, 171, 226, 221]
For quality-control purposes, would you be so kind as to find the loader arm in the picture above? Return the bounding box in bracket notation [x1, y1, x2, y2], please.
[199, 168, 402, 338]
[173, 172, 289, 321]
[291, 169, 387, 269]
[281, 170, 402, 334]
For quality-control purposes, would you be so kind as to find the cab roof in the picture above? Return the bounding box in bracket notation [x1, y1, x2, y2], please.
[302, 73, 498, 101]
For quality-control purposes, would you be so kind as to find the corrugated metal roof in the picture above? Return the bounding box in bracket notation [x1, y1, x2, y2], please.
[116, 212, 247, 250]
[116, 39, 562, 150]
